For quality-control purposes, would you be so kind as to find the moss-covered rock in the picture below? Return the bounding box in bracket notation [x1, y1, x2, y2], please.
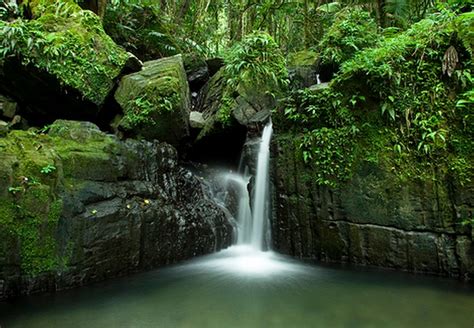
[0, 128, 64, 279]
[115, 55, 190, 146]
[287, 50, 319, 90]
[288, 50, 318, 67]
[23, 0, 82, 18]
[0, 1, 135, 124]
[0, 119, 233, 300]
[193, 33, 287, 147]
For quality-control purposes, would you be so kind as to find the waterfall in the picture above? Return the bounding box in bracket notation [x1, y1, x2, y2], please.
[221, 173, 252, 245]
[218, 121, 273, 251]
[198, 121, 303, 276]
[249, 122, 273, 250]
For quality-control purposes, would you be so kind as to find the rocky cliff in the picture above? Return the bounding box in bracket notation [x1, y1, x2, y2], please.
[272, 135, 474, 280]
[0, 120, 233, 300]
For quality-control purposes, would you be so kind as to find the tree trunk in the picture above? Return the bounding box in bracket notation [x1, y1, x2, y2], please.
[78, 0, 107, 18]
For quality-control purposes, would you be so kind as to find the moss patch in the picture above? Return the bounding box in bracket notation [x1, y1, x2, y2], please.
[0, 121, 126, 276]
[115, 55, 190, 144]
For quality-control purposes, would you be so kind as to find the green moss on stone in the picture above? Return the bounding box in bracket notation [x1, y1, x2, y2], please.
[287, 50, 318, 67]
[1, 1, 129, 105]
[0, 120, 127, 276]
[115, 55, 190, 144]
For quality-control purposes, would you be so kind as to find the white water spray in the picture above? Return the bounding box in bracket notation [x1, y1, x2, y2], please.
[201, 121, 299, 277]
[249, 122, 273, 250]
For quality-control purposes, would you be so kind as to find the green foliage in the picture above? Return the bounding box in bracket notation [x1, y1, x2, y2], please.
[225, 32, 289, 94]
[300, 126, 358, 187]
[0, 1, 129, 105]
[8, 186, 23, 194]
[216, 95, 235, 126]
[318, 8, 379, 69]
[280, 7, 473, 186]
[335, 9, 472, 174]
[461, 215, 474, 227]
[40, 164, 57, 175]
[283, 87, 353, 128]
[104, 1, 179, 61]
[281, 87, 358, 187]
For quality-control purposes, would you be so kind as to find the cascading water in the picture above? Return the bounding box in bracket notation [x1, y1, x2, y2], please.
[217, 121, 273, 250]
[249, 122, 273, 250]
[186, 120, 300, 276]
[191, 121, 299, 276]
[219, 173, 252, 245]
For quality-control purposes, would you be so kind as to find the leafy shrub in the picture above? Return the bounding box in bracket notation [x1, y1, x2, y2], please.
[225, 31, 289, 96]
[282, 7, 473, 186]
[317, 8, 379, 69]
[103, 1, 179, 61]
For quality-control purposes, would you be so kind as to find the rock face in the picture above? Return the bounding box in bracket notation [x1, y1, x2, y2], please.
[287, 50, 319, 90]
[183, 54, 210, 93]
[115, 55, 190, 146]
[272, 135, 474, 280]
[0, 120, 233, 300]
[0, 3, 135, 125]
[195, 68, 274, 140]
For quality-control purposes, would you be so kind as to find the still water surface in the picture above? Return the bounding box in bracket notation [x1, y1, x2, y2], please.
[1, 246, 473, 328]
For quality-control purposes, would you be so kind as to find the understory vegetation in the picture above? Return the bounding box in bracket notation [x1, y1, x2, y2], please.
[280, 4, 473, 187]
[0, 0, 471, 187]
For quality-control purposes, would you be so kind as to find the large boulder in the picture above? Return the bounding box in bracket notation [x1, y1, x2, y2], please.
[186, 69, 247, 165]
[115, 55, 190, 146]
[0, 1, 137, 125]
[0, 120, 233, 300]
[195, 68, 273, 139]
